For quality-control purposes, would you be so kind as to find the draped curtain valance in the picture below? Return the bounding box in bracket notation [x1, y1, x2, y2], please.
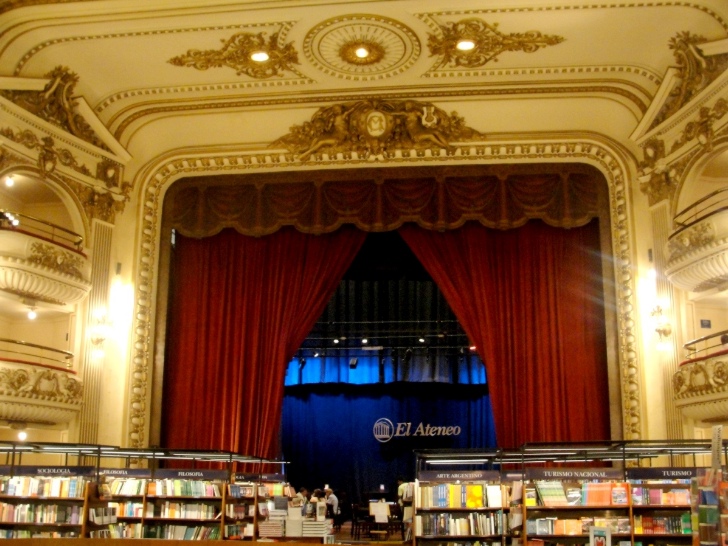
[164, 164, 605, 237]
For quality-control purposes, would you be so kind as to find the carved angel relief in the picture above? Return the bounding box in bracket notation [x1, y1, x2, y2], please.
[271, 99, 485, 160]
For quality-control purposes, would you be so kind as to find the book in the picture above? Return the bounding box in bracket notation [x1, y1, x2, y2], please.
[611, 484, 628, 505]
[486, 484, 502, 508]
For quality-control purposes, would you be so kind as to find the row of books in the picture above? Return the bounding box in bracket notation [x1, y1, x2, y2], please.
[0, 502, 83, 524]
[529, 481, 627, 507]
[146, 500, 219, 519]
[225, 503, 253, 519]
[89, 523, 143, 539]
[147, 479, 222, 498]
[108, 501, 144, 518]
[527, 516, 629, 536]
[631, 486, 690, 506]
[0, 476, 88, 498]
[418, 483, 507, 509]
[228, 484, 256, 498]
[102, 478, 147, 497]
[415, 510, 507, 537]
[88, 505, 118, 524]
[0, 529, 80, 538]
[632, 513, 691, 534]
[224, 522, 254, 538]
[144, 523, 221, 540]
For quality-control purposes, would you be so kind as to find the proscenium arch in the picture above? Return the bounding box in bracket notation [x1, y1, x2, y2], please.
[128, 135, 642, 451]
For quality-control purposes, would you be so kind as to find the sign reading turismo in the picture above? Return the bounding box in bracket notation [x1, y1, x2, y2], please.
[373, 417, 461, 443]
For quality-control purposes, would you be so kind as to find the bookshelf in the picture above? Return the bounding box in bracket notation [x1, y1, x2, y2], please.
[626, 467, 693, 546]
[0, 466, 95, 538]
[521, 467, 632, 546]
[413, 469, 511, 546]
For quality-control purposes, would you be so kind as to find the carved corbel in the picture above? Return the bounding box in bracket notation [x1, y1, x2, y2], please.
[638, 138, 676, 205]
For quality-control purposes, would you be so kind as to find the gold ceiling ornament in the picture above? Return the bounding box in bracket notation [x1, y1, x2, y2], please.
[168, 32, 299, 79]
[651, 32, 728, 129]
[0, 66, 108, 150]
[303, 15, 420, 80]
[271, 99, 485, 161]
[428, 18, 564, 69]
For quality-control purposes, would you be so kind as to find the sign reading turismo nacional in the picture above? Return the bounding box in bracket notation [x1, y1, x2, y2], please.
[373, 417, 461, 443]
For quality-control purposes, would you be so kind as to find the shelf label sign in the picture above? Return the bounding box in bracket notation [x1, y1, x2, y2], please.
[14, 466, 96, 476]
[625, 467, 696, 479]
[418, 470, 500, 481]
[373, 417, 461, 443]
[526, 467, 623, 480]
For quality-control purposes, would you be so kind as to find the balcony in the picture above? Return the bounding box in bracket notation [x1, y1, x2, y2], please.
[673, 330, 728, 423]
[0, 338, 83, 426]
[665, 188, 728, 293]
[0, 210, 91, 306]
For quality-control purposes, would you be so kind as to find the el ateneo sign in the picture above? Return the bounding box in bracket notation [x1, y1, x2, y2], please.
[373, 417, 462, 443]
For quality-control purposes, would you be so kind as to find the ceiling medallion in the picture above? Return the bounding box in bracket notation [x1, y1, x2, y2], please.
[168, 32, 299, 79]
[304, 15, 420, 80]
[428, 18, 564, 69]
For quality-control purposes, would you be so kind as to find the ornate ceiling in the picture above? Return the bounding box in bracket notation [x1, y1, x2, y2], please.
[0, 0, 725, 178]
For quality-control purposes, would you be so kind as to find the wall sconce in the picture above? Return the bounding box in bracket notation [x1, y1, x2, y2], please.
[89, 310, 112, 358]
[651, 305, 672, 350]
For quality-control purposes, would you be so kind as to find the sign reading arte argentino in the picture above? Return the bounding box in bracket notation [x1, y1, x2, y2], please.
[373, 417, 461, 443]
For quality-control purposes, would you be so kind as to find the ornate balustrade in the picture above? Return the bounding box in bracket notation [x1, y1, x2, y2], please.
[665, 188, 728, 292]
[673, 330, 728, 422]
[0, 338, 83, 426]
[0, 211, 91, 306]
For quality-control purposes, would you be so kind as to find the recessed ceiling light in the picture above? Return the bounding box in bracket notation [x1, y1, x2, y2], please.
[5, 175, 14, 187]
[355, 47, 369, 58]
[456, 40, 475, 51]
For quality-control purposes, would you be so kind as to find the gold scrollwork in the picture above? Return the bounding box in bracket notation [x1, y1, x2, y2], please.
[28, 242, 84, 279]
[271, 99, 485, 161]
[652, 32, 728, 129]
[168, 32, 299, 78]
[1, 66, 108, 150]
[0, 368, 83, 403]
[0, 129, 92, 177]
[667, 222, 714, 261]
[428, 18, 564, 69]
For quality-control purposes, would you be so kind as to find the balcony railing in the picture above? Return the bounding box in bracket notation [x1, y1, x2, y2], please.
[0, 339, 82, 426]
[666, 187, 728, 292]
[0, 338, 73, 370]
[0, 209, 83, 253]
[0, 211, 91, 305]
[673, 330, 728, 423]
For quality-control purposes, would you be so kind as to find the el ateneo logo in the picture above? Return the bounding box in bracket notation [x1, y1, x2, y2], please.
[373, 418, 462, 443]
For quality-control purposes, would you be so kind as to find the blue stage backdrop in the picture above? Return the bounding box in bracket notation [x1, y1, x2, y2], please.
[280, 380, 496, 508]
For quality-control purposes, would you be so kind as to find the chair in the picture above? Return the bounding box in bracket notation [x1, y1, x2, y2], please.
[351, 504, 369, 539]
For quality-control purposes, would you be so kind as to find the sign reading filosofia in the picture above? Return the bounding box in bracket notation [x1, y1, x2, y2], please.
[373, 418, 461, 443]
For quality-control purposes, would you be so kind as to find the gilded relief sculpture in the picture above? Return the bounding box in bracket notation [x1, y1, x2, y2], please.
[272, 99, 485, 160]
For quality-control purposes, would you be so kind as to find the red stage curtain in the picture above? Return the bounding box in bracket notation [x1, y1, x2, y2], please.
[163, 226, 366, 458]
[399, 220, 610, 448]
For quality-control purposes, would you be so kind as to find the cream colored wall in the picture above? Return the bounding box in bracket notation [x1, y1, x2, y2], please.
[8, 315, 74, 354]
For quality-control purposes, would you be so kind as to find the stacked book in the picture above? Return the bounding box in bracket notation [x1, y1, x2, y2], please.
[302, 520, 332, 537]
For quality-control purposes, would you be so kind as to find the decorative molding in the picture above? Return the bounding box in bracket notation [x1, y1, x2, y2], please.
[673, 358, 728, 422]
[667, 222, 715, 261]
[271, 99, 484, 161]
[303, 15, 421, 80]
[0, 67, 108, 151]
[110, 85, 649, 141]
[670, 98, 728, 153]
[0, 367, 82, 403]
[27, 242, 84, 280]
[128, 136, 642, 450]
[650, 32, 728, 131]
[169, 32, 299, 79]
[0, 128, 91, 177]
[427, 18, 564, 69]
[637, 138, 677, 206]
